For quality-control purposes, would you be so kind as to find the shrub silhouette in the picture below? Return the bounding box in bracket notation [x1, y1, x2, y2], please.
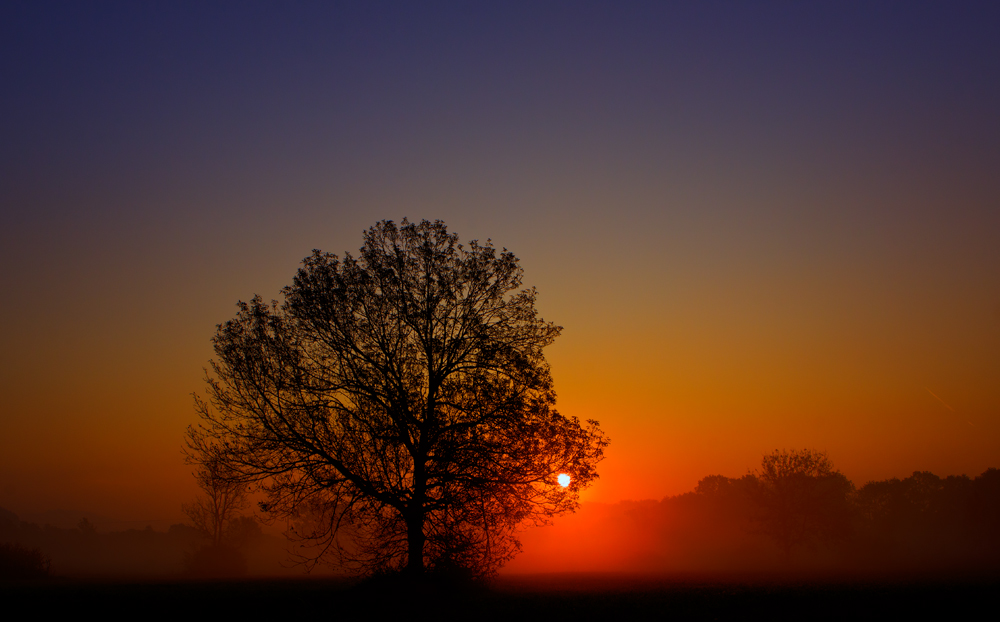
[0, 542, 51, 580]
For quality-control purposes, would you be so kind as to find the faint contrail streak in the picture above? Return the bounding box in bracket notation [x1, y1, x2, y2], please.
[924, 387, 954, 411]
[923, 386, 975, 427]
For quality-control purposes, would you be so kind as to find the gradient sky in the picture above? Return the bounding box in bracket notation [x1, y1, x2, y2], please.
[2, 2, 998, 527]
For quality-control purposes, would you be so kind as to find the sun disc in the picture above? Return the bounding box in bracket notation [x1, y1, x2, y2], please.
[557, 473, 571, 487]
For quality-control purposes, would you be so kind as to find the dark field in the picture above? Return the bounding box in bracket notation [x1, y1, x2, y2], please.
[4, 572, 997, 619]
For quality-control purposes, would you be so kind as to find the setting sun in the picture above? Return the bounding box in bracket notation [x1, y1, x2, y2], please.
[558, 474, 571, 488]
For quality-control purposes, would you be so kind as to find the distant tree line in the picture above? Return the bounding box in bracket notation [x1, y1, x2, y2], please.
[0, 507, 199, 578]
[580, 451, 1000, 573]
[0, 506, 271, 579]
[511, 451, 1000, 575]
[728, 450, 1000, 570]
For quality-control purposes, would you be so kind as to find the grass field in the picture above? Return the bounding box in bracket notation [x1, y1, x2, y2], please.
[3, 572, 996, 619]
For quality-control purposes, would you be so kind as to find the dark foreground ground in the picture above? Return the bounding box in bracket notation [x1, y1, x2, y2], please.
[3, 572, 997, 619]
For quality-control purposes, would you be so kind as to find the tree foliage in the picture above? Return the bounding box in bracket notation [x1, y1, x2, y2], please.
[187, 219, 607, 578]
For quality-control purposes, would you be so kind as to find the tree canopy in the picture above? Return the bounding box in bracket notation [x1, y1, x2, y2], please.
[187, 219, 607, 578]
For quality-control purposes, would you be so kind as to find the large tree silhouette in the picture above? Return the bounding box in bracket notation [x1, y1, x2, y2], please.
[188, 219, 607, 578]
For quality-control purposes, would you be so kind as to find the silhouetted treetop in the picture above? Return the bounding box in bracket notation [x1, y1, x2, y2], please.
[758, 448, 836, 483]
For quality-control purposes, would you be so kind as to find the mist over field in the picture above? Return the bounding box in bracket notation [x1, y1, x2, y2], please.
[5, 457, 999, 582]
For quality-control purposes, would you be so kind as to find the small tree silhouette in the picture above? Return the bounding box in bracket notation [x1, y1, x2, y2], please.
[182, 460, 253, 577]
[183, 461, 249, 546]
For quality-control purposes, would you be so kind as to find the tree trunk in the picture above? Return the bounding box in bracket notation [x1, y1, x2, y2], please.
[405, 509, 425, 575]
[405, 459, 427, 575]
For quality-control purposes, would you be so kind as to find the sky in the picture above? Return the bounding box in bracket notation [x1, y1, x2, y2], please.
[1, 1, 998, 528]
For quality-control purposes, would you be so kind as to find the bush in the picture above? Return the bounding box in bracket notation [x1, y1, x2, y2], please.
[0, 542, 51, 580]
